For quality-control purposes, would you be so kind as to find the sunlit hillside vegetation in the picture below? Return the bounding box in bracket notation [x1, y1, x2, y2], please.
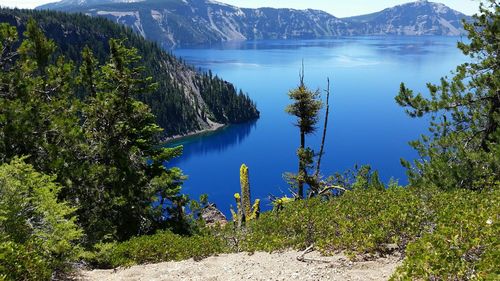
[0, 1, 498, 280]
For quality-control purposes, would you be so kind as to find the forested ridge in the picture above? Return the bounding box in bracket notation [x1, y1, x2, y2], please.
[0, 8, 259, 137]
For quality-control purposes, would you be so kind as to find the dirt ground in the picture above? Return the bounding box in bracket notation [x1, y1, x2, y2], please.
[77, 251, 401, 281]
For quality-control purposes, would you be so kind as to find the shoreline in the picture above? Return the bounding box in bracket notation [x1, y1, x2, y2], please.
[161, 122, 226, 144]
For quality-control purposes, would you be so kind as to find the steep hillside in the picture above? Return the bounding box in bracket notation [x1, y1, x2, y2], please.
[37, 0, 470, 48]
[38, 0, 147, 9]
[345, 0, 467, 35]
[0, 8, 259, 136]
[42, 0, 346, 48]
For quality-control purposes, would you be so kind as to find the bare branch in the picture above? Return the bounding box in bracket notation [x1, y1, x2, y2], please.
[297, 244, 315, 262]
[315, 77, 331, 178]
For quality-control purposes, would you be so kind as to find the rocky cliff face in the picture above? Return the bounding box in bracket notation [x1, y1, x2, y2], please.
[38, 0, 146, 9]
[345, 0, 467, 36]
[38, 0, 470, 48]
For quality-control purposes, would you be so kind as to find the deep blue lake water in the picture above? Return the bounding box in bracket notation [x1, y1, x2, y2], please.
[168, 37, 468, 215]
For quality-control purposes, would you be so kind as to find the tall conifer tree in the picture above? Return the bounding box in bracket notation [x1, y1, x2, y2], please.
[285, 67, 323, 198]
[396, 0, 499, 190]
[79, 39, 186, 242]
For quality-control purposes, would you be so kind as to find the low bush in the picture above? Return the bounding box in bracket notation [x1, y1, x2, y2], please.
[0, 158, 82, 281]
[0, 241, 52, 281]
[88, 230, 228, 268]
[91, 186, 425, 267]
[392, 187, 499, 280]
[86, 185, 499, 280]
[237, 186, 425, 256]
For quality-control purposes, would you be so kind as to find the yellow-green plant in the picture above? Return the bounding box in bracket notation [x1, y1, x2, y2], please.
[230, 193, 244, 229]
[231, 164, 260, 227]
[240, 164, 251, 216]
[272, 196, 294, 211]
[248, 199, 261, 220]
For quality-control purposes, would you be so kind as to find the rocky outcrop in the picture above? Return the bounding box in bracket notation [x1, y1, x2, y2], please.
[345, 0, 468, 36]
[38, 0, 146, 9]
[201, 204, 227, 227]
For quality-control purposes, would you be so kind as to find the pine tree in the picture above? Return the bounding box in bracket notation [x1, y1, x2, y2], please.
[0, 18, 82, 186]
[80, 39, 186, 242]
[395, 0, 499, 190]
[1, 20, 189, 244]
[285, 66, 323, 198]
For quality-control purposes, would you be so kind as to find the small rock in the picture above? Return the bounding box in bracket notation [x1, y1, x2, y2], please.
[200, 203, 227, 227]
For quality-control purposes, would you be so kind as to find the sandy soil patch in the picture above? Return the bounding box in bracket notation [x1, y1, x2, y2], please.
[77, 251, 401, 281]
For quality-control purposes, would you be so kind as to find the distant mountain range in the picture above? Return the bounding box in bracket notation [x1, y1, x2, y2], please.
[38, 0, 146, 8]
[37, 0, 471, 48]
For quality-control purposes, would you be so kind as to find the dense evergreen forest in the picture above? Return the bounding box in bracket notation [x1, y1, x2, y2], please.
[0, 8, 259, 137]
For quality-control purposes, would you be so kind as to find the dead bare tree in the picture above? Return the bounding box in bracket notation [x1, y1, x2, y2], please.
[315, 77, 331, 178]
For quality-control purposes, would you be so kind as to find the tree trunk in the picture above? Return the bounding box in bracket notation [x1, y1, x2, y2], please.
[481, 90, 500, 151]
[298, 131, 305, 199]
[315, 78, 331, 179]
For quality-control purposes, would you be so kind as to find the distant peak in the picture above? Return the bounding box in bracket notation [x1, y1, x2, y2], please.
[407, 0, 431, 6]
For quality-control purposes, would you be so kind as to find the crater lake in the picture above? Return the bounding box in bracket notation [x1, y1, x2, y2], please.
[168, 36, 468, 214]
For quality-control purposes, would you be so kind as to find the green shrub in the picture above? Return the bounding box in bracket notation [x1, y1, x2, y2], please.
[237, 186, 425, 256]
[0, 158, 82, 280]
[88, 230, 228, 268]
[89, 186, 431, 267]
[392, 187, 500, 280]
[86, 185, 499, 281]
[0, 241, 51, 281]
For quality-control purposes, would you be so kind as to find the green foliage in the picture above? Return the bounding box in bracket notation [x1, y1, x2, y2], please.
[238, 186, 425, 255]
[0, 18, 82, 185]
[84, 183, 499, 280]
[286, 83, 323, 137]
[76, 39, 188, 243]
[188, 194, 210, 221]
[0, 158, 82, 281]
[271, 196, 294, 211]
[0, 242, 51, 281]
[0, 19, 190, 245]
[392, 187, 500, 280]
[87, 230, 228, 269]
[285, 69, 323, 198]
[0, 8, 259, 137]
[351, 165, 386, 191]
[395, 0, 500, 190]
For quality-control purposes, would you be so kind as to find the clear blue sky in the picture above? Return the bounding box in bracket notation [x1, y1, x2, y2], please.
[218, 0, 480, 17]
[0, 0, 480, 17]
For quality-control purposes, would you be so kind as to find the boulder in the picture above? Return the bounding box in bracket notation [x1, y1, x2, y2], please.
[201, 203, 227, 227]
